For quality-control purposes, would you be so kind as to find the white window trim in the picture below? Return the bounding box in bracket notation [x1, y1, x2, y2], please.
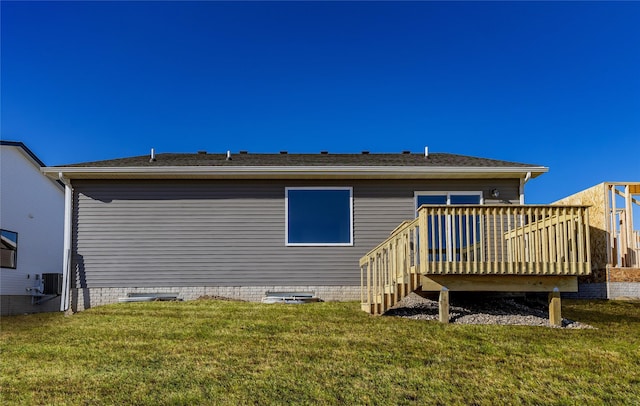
[285, 186, 354, 247]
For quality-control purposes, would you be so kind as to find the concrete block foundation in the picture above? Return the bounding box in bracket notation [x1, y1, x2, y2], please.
[68, 285, 361, 312]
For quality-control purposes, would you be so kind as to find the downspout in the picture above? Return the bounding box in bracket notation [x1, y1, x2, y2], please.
[58, 172, 73, 312]
[519, 171, 532, 204]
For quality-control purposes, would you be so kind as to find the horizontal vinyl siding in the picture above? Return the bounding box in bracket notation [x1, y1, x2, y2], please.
[72, 179, 519, 288]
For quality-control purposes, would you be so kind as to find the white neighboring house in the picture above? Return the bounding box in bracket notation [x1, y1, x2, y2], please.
[1, 141, 64, 315]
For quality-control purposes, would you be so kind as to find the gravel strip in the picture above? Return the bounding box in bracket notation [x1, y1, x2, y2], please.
[384, 293, 594, 329]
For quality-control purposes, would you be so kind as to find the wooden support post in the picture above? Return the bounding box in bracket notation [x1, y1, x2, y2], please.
[385, 293, 394, 311]
[439, 288, 449, 323]
[398, 283, 408, 299]
[548, 288, 561, 327]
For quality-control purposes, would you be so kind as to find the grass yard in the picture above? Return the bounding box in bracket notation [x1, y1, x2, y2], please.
[1, 299, 639, 405]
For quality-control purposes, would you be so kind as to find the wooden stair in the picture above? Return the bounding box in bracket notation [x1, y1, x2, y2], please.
[361, 266, 422, 315]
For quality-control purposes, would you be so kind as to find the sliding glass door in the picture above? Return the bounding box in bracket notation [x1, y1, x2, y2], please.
[415, 192, 482, 261]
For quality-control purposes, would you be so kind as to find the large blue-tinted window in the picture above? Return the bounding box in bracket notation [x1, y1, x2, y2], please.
[286, 188, 352, 245]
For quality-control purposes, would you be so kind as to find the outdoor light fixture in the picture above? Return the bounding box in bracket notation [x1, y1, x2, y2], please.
[491, 189, 500, 198]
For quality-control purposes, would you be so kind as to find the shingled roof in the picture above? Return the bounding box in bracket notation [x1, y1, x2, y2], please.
[45, 151, 548, 180]
[60, 151, 541, 168]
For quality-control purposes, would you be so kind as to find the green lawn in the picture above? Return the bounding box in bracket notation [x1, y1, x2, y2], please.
[1, 299, 639, 405]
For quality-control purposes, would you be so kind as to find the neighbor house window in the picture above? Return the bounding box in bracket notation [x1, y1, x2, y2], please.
[1, 229, 18, 269]
[286, 187, 353, 246]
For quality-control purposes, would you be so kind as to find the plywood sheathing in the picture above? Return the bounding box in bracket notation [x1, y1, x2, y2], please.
[608, 268, 640, 283]
[554, 183, 608, 283]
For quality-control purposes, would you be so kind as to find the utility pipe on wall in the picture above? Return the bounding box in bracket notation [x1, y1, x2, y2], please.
[58, 172, 73, 312]
[519, 171, 532, 204]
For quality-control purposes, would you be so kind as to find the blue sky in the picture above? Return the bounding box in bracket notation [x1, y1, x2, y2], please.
[2, 1, 639, 203]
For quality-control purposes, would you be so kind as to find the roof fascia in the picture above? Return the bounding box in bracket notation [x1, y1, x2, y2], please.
[1, 141, 46, 168]
[43, 165, 548, 180]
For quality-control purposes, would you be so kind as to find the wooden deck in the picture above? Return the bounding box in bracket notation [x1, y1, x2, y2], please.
[360, 205, 591, 325]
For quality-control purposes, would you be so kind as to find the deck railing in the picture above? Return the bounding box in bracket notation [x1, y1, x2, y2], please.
[360, 205, 591, 313]
[359, 218, 421, 312]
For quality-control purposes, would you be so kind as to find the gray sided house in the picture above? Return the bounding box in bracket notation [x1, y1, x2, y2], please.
[43, 150, 547, 311]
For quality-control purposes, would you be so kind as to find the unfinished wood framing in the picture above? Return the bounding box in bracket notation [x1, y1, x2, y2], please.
[554, 182, 640, 275]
